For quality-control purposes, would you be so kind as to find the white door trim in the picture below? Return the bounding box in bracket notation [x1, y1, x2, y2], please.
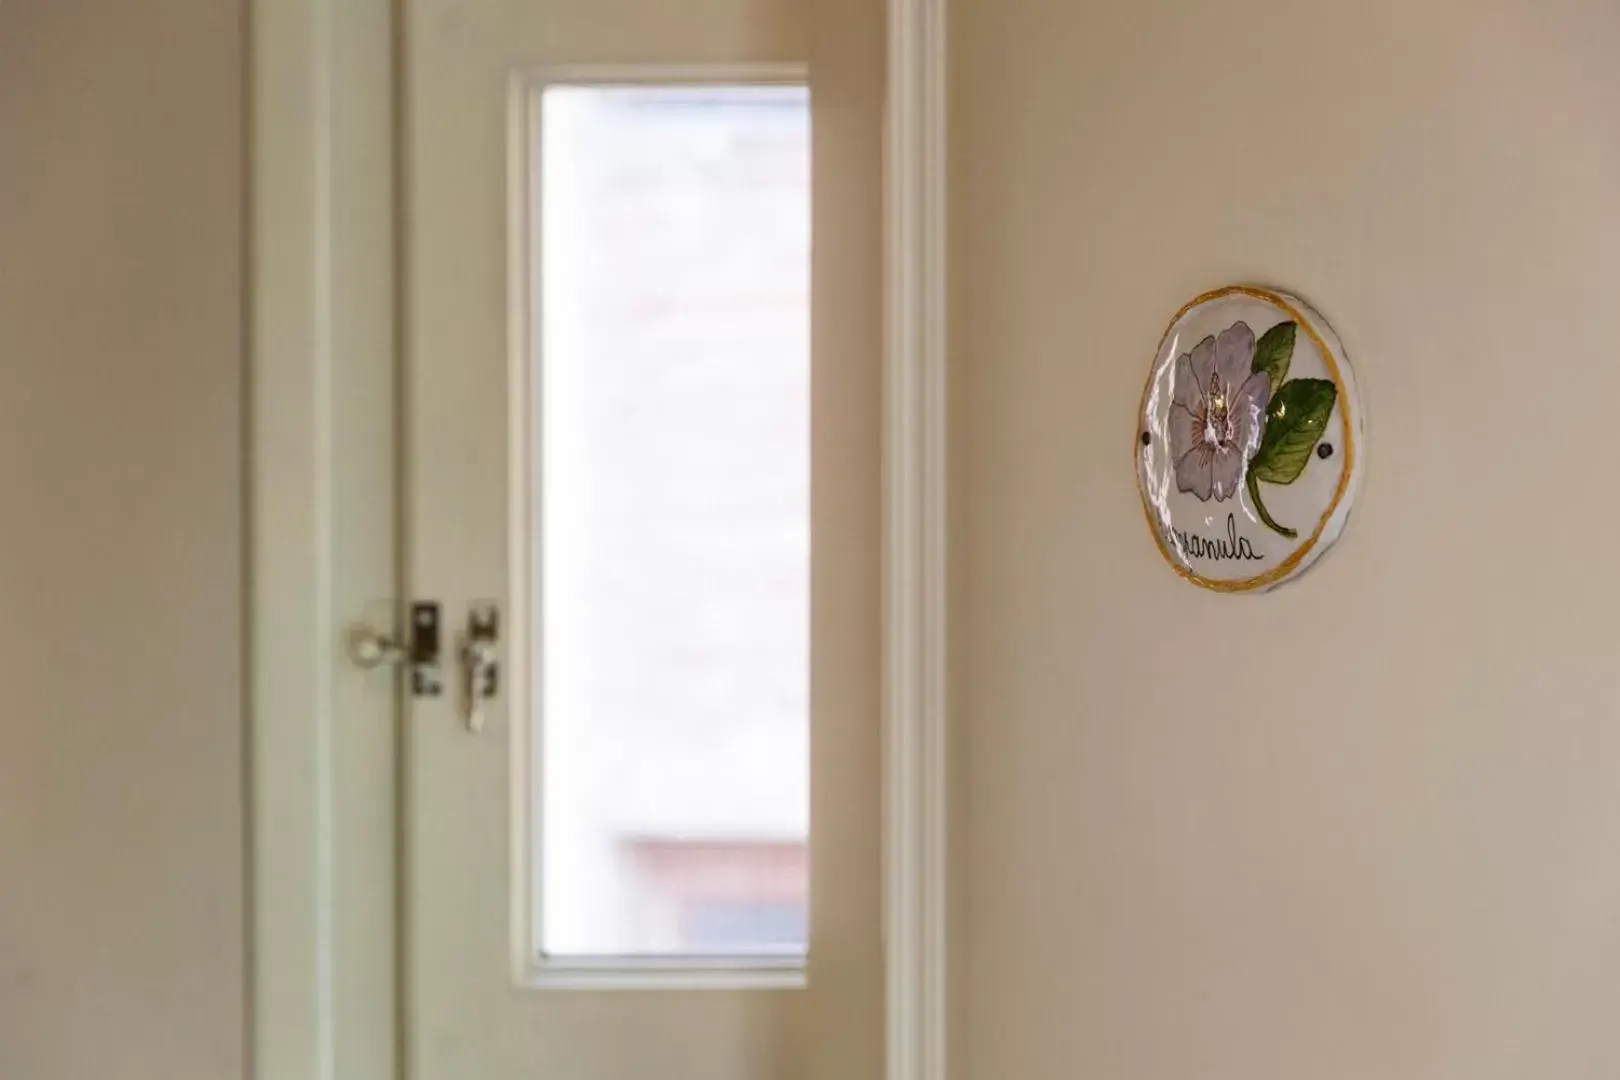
[249, 0, 950, 1074]
[249, 1, 398, 1078]
[884, 1, 950, 1080]
[249, 3, 338, 1073]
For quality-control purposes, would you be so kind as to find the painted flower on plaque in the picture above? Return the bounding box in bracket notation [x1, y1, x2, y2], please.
[1167, 321, 1270, 503]
[1137, 286, 1364, 592]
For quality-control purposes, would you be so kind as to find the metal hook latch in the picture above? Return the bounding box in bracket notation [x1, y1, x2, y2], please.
[460, 603, 500, 733]
[346, 601, 443, 697]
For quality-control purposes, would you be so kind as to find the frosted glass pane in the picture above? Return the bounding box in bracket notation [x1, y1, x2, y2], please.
[536, 84, 810, 958]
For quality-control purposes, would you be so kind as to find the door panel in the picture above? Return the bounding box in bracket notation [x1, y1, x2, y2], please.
[400, 0, 881, 1075]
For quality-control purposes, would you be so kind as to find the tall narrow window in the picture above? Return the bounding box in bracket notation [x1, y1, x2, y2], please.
[535, 82, 810, 960]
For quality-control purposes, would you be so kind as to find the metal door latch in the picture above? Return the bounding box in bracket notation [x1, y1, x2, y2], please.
[460, 602, 499, 733]
[346, 601, 443, 697]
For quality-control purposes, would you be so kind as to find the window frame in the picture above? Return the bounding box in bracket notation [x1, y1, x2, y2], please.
[506, 62, 814, 992]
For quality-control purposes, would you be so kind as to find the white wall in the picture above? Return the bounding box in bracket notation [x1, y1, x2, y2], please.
[954, 1, 1620, 1077]
[0, 4, 245, 1078]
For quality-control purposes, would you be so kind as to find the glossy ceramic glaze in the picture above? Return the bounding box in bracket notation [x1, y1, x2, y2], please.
[1137, 285, 1364, 592]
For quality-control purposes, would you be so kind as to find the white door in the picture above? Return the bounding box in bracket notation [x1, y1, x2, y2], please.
[398, 0, 883, 1075]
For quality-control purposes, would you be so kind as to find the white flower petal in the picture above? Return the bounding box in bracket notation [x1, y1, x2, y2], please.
[1168, 403, 1201, 464]
[1175, 444, 1214, 501]
[1187, 335, 1217, 396]
[1214, 321, 1255, 397]
[1172, 352, 1204, 414]
[1232, 370, 1271, 457]
[1210, 445, 1244, 502]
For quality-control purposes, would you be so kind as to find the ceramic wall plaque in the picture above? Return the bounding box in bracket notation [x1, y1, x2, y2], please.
[1136, 285, 1364, 592]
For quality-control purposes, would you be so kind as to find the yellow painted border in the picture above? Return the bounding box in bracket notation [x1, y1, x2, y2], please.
[1135, 285, 1357, 593]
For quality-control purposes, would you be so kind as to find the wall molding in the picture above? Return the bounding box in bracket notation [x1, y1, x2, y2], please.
[884, 0, 949, 1079]
[249, 2, 338, 1075]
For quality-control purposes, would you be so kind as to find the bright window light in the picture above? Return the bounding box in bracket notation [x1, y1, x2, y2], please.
[535, 83, 810, 959]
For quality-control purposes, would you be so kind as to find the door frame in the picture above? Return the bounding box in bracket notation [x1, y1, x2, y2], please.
[248, 0, 948, 1075]
[882, 0, 949, 1077]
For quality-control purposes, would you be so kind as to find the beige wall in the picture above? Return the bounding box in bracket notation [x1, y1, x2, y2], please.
[808, 0, 885, 1074]
[0, 3, 245, 1078]
[953, 1, 1620, 1078]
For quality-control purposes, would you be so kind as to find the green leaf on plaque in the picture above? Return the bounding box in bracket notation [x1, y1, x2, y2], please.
[1251, 320, 1297, 390]
[1250, 378, 1336, 486]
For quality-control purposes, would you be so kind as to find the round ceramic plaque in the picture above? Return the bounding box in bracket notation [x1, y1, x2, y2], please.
[1136, 285, 1364, 592]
